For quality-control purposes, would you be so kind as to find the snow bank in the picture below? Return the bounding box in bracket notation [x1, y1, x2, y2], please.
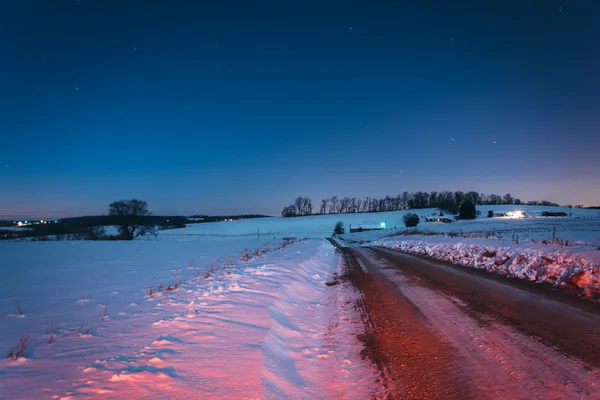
[371, 236, 600, 302]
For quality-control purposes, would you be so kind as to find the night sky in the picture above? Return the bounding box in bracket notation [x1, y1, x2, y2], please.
[1, 1, 599, 218]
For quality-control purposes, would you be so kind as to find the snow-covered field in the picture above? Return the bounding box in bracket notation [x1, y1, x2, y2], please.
[2, 204, 599, 398]
[156, 205, 600, 243]
[330, 206, 600, 302]
[0, 239, 380, 399]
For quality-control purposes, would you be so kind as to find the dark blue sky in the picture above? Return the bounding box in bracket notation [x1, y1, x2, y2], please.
[1, 0, 599, 218]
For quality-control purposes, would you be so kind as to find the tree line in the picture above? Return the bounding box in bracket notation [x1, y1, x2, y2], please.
[281, 191, 561, 217]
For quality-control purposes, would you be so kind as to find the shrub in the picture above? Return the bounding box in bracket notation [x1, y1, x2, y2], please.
[333, 221, 345, 235]
[402, 213, 420, 227]
[487, 210, 494, 218]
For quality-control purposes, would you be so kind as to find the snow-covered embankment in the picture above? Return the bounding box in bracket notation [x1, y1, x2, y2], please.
[370, 236, 600, 301]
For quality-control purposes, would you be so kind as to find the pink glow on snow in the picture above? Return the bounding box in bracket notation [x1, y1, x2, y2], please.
[0, 240, 379, 399]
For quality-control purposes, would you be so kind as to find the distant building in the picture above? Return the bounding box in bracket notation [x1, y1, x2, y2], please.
[505, 211, 527, 218]
[425, 216, 455, 223]
[541, 211, 567, 217]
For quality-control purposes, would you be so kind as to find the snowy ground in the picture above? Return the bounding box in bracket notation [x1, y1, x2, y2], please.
[332, 207, 600, 302]
[0, 239, 380, 399]
[157, 205, 600, 243]
[2, 204, 598, 398]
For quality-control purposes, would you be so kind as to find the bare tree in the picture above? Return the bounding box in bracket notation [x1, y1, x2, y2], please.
[303, 197, 313, 215]
[320, 199, 328, 214]
[330, 196, 339, 213]
[363, 197, 370, 212]
[339, 197, 350, 213]
[294, 197, 304, 215]
[108, 199, 156, 240]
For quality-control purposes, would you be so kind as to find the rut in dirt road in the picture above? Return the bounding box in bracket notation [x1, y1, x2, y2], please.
[330, 239, 600, 399]
[338, 246, 466, 399]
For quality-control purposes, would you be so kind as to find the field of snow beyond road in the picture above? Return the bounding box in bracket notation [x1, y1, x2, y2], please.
[156, 205, 600, 243]
[0, 239, 379, 399]
[369, 235, 600, 301]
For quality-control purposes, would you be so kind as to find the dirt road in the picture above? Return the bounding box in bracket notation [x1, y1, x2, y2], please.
[332, 240, 600, 399]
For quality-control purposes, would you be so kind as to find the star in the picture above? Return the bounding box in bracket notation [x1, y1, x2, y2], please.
[75, 87, 79, 91]
[134, 47, 137, 51]
[450, 137, 455, 141]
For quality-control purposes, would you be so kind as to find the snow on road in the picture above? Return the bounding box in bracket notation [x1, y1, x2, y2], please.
[0, 239, 379, 399]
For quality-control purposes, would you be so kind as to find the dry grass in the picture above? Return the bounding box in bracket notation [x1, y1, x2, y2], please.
[7, 335, 29, 360]
[13, 298, 23, 316]
[46, 320, 55, 344]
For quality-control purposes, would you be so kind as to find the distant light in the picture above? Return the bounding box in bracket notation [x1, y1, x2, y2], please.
[381, 222, 386, 228]
[505, 211, 524, 219]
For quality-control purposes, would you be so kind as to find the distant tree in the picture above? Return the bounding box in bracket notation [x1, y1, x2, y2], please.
[402, 213, 420, 227]
[294, 197, 304, 215]
[303, 197, 313, 215]
[488, 194, 503, 205]
[503, 193, 514, 204]
[476, 210, 482, 218]
[466, 191, 480, 205]
[401, 192, 410, 210]
[85, 225, 106, 241]
[333, 221, 345, 235]
[454, 191, 465, 210]
[488, 210, 494, 218]
[339, 197, 349, 213]
[281, 205, 297, 217]
[459, 201, 477, 220]
[320, 199, 328, 214]
[350, 197, 357, 212]
[330, 196, 339, 213]
[108, 199, 156, 240]
[362, 197, 370, 212]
